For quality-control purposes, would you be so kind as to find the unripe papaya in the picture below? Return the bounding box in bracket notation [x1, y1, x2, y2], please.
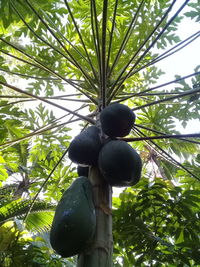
[50, 177, 96, 257]
[98, 140, 142, 186]
[68, 126, 102, 166]
[100, 103, 135, 137]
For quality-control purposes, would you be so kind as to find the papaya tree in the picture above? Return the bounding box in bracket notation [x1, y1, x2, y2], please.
[0, 0, 200, 266]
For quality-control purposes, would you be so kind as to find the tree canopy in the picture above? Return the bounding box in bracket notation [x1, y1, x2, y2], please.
[0, 0, 200, 266]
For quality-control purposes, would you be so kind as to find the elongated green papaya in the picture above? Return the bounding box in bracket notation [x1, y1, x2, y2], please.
[100, 103, 136, 137]
[50, 177, 96, 257]
[98, 140, 142, 187]
[68, 126, 102, 165]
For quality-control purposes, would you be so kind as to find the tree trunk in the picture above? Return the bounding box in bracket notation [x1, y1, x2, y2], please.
[77, 166, 113, 267]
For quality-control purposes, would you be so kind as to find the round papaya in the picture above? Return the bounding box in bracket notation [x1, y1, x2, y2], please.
[100, 103, 136, 137]
[68, 126, 102, 166]
[98, 140, 142, 186]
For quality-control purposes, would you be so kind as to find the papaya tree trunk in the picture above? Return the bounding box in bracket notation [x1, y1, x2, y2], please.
[77, 167, 113, 267]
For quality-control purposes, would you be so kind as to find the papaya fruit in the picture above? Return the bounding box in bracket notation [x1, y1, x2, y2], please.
[77, 165, 89, 177]
[100, 103, 136, 137]
[50, 177, 96, 257]
[98, 140, 142, 186]
[68, 126, 102, 165]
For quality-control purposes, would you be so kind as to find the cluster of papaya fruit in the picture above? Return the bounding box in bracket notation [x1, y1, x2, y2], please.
[69, 102, 142, 186]
[50, 103, 142, 258]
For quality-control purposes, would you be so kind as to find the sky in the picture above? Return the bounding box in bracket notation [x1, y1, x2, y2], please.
[157, 21, 199, 82]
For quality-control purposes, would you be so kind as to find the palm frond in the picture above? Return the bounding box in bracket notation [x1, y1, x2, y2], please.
[25, 210, 54, 232]
[0, 198, 55, 225]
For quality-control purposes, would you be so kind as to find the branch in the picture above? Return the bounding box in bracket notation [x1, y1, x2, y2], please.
[0, 105, 89, 149]
[0, 81, 95, 124]
[0, 97, 90, 108]
[108, 0, 145, 79]
[64, 0, 98, 82]
[134, 128, 200, 182]
[135, 92, 181, 96]
[132, 86, 200, 111]
[106, 0, 118, 74]
[91, 0, 102, 86]
[11, 0, 83, 64]
[121, 133, 200, 142]
[10, 0, 77, 67]
[101, 0, 108, 108]
[107, 0, 177, 101]
[125, 31, 200, 80]
[0, 49, 50, 72]
[108, 0, 190, 102]
[0, 67, 59, 81]
[0, 93, 82, 99]
[113, 71, 200, 103]
[90, 0, 100, 83]
[25, 0, 97, 91]
[23, 147, 69, 222]
[0, 99, 34, 107]
[0, 38, 98, 104]
[135, 124, 200, 145]
[41, 9, 91, 64]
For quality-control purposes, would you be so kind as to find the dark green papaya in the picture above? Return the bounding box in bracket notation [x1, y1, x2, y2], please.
[100, 103, 136, 137]
[68, 126, 102, 165]
[50, 177, 96, 257]
[98, 140, 142, 187]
